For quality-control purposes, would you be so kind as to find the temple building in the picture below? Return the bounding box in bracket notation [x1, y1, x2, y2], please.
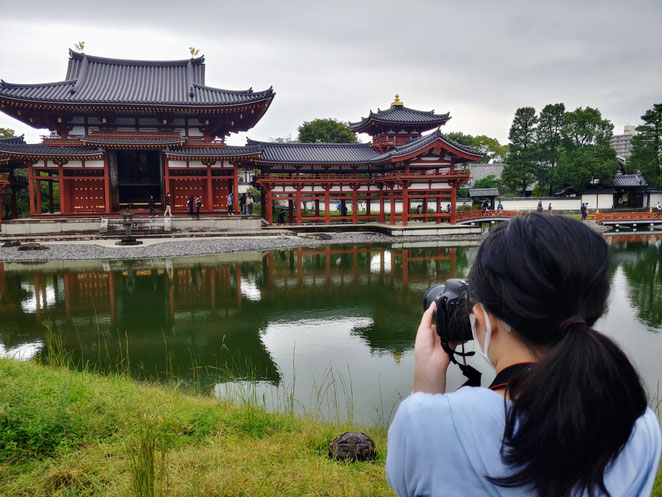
[0, 50, 481, 226]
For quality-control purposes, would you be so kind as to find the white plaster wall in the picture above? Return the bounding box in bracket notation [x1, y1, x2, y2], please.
[85, 160, 104, 168]
[62, 160, 84, 168]
[581, 193, 614, 210]
[649, 193, 662, 207]
[167, 160, 188, 168]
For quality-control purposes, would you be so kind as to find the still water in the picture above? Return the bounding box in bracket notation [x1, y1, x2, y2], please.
[0, 235, 660, 424]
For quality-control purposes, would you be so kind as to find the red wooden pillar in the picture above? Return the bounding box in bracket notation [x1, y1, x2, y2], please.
[266, 187, 273, 225]
[58, 164, 67, 214]
[390, 189, 396, 225]
[423, 198, 428, 222]
[103, 155, 111, 214]
[402, 186, 409, 227]
[379, 190, 385, 223]
[35, 171, 42, 215]
[164, 157, 171, 211]
[436, 196, 441, 224]
[352, 188, 358, 224]
[324, 187, 331, 225]
[232, 166, 239, 214]
[451, 186, 457, 225]
[314, 199, 320, 218]
[206, 165, 213, 214]
[295, 187, 302, 225]
[28, 164, 35, 216]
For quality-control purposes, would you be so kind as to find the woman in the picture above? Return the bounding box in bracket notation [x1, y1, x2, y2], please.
[387, 214, 660, 497]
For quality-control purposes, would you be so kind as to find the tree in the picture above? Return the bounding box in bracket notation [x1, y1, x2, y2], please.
[536, 103, 565, 192]
[0, 128, 14, 138]
[269, 134, 297, 143]
[627, 103, 662, 187]
[297, 118, 357, 143]
[474, 175, 503, 189]
[502, 107, 539, 196]
[550, 107, 617, 192]
[445, 132, 507, 163]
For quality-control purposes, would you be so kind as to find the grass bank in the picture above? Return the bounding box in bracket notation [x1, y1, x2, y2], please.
[0, 359, 392, 497]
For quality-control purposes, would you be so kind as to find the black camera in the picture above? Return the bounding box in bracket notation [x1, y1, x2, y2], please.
[422, 279, 472, 345]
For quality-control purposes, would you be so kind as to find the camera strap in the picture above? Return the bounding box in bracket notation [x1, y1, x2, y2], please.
[443, 342, 482, 387]
[488, 362, 535, 390]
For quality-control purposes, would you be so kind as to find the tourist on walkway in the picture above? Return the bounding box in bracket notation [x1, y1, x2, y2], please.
[195, 196, 202, 218]
[656, 201, 661, 213]
[580, 202, 587, 221]
[277, 209, 286, 224]
[341, 203, 348, 222]
[240, 193, 247, 215]
[227, 193, 234, 215]
[148, 195, 156, 217]
[247, 193, 254, 215]
[387, 214, 661, 497]
[537, 200, 543, 213]
[163, 192, 172, 217]
[497, 201, 503, 211]
[548, 202, 552, 215]
[187, 195, 195, 217]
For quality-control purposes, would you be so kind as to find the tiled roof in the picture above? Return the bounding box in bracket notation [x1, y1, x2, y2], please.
[165, 145, 262, 158]
[348, 105, 451, 133]
[247, 140, 379, 164]
[612, 174, 647, 187]
[373, 130, 483, 162]
[469, 188, 500, 197]
[0, 143, 102, 157]
[0, 135, 25, 144]
[0, 50, 274, 107]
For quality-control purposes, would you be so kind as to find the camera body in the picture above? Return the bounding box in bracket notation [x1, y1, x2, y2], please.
[422, 279, 473, 344]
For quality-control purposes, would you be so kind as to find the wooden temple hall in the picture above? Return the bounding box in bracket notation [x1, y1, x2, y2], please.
[0, 50, 482, 226]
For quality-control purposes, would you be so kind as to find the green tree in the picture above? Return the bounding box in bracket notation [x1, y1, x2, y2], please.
[536, 103, 565, 192]
[0, 128, 14, 138]
[627, 103, 662, 187]
[445, 132, 507, 163]
[550, 107, 617, 191]
[297, 119, 357, 143]
[474, 175, 503, 189]
[502, 107, 539, 196]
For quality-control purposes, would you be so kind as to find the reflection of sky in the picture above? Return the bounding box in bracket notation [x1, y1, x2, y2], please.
[0, 341, 43, 361]
[240, 277, 261, 301]
[20, 282, 55, 313]
[370, 251, 391, 274]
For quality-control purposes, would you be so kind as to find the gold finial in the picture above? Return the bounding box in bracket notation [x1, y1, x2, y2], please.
[391, 93, 403, 107]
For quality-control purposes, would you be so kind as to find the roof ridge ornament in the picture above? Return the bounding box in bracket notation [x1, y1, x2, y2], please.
[391, 93, 403, 107]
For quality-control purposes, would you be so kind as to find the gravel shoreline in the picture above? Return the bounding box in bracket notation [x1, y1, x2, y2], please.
[0, 232, 483, 263]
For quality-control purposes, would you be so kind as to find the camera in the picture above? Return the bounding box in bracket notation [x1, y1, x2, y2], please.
[422, 279, 472, 344]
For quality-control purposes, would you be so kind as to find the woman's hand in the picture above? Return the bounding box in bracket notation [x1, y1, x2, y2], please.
[413, 302, 453, 394]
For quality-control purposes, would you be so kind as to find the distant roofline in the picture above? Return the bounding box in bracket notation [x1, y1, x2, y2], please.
[68, 49, 205, 67]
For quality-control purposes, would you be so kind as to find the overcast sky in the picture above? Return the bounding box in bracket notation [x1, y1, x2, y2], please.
[1, 0, 660, 146]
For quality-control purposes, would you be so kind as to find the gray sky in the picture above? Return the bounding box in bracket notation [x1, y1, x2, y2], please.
[1, 0, 660, 146]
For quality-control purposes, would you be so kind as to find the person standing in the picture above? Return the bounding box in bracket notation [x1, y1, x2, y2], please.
[187, 195, 195, 217]
[656, 201, 661, 213]
[247, 193, 254, 215]
[537, 200, 543, 213]
[227, 193, 234, 215]
[163, 192, 172, 217]
[240, 193, 247, 215]
[195, 196, 202, 218]
[497, 201, 503, 212]
[148, 195, 156, 217]
[548, 202, 552, 215]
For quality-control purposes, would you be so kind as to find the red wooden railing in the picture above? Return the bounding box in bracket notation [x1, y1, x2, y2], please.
[257, 168, 470, 184]
[455, 209, 520, 222]
[587, 211, 662, 221]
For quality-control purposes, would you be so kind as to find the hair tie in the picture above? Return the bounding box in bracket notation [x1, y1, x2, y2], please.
[559, 317, 586, 334]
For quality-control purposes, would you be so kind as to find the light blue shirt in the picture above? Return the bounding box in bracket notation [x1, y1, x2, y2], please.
[387, 388, 661, 497]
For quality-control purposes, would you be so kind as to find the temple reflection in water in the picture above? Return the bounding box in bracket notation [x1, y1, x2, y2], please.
[0, 244, 470, 385]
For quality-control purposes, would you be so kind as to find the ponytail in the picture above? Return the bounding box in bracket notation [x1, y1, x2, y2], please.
[468, 214, 648, 497]
[490, 321, 647, 497]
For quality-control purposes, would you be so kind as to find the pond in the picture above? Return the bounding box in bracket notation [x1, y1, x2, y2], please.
[0, 235, 660, 425]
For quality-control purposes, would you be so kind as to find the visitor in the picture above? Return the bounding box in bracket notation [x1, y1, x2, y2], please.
[481, 200, 489, 215]
[187, 195, 195, 217]
[386, 214, 661, 497]
[537, 200, 543, 213]
[497, 200, 503, 211]
[580, 202, 587, 221]
[163, 192, 172, 217]
[227, 193, 234, 215]
[336, 201, 342, 212]
[148, 195, 156, 217]
[446, 203, 451, 213]
[548, 202, 552, 215]
[656, 201, 661, 213]
[277, 209, 286, 225]
[195, 196, 202, 218]
[247, 193, 254, 215]
[240, 193, 247, 215]
[416, 205, 422, 215]
[341, 203, 348, 222]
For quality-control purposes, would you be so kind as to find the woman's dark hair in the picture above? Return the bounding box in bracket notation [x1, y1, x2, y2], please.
[467, 213, 647, 497]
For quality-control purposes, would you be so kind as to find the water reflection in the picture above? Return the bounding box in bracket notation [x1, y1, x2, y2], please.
[0, 237, 659, 423]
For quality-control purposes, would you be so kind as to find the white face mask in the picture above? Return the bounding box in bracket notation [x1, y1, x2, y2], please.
[470, 304, 495, 369]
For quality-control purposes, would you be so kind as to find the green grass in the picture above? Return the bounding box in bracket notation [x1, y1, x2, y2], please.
[0, 359, 391, 496]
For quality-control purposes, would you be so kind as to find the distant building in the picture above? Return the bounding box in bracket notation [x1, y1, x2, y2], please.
[611, 125, 636, 160]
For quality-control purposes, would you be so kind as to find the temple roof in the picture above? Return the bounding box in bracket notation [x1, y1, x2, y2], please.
[80, 137, 186, 148]
[372, 129, 483, 162]
[0, 143, 103, 159]
[165, 145, 262, 159]
[348, 104, 451, 135]
[612, 174, 647, 188]
[0, 50, 274, 107]
[247, 140, 379, 164]
[0, 135, 25, 145]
